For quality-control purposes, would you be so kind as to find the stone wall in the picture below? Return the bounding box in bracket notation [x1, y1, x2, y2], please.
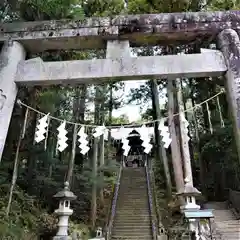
[229, 189, 240, 214]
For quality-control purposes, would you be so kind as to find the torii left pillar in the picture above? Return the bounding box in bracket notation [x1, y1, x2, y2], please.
[0, 41, 26, 160]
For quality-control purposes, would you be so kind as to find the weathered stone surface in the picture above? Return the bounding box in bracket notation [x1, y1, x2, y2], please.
[1, 11, 240, 51]
[0, 41, 25, 161]
[15, 50, 227, 86]
[218, 29, 240, 163]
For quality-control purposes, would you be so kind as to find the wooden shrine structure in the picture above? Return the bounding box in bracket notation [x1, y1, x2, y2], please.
[1, 10, 240, 174]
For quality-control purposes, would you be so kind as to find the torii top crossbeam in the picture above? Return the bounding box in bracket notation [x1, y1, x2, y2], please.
[1, 10, 240, 52]
[1, 9, 240, 164]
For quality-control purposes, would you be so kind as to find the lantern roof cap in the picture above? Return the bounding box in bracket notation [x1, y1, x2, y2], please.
[176, 178, 201, 197]
[53, 181, 77, 200]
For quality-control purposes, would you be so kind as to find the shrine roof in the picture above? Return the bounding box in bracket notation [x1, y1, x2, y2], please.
[0, 10, 240, 52]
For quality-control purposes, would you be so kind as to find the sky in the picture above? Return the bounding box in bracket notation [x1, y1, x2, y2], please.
[112, 80, 167, 122]
[112, 80, 146, 122]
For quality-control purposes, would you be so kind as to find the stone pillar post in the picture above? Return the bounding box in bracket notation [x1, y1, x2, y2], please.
[0, 41, 26, 161]
[218, 29, 240, 163]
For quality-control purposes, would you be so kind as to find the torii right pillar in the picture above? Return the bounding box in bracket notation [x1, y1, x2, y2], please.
[218, 29, 240, 163]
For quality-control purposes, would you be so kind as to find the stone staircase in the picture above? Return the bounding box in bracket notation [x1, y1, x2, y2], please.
[204, 202, 240, 240]
[111, 167, 153, 240]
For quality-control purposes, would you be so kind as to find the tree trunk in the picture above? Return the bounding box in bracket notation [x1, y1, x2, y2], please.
[26, 109, 38, 193]
[99, 133, 105, 205]
[99, 88, 106, 205]
[167, 80, 184, 193]
[6, 107, 28, 216]
[66, 124, 78, 187]
[6, 133, 22, 216]
[150, 79, 172, 197]
[106, 84, 113, 164]
[91, 137, 98, 229]
[78, 85, 87, 123]
[91, 85, 101, 229]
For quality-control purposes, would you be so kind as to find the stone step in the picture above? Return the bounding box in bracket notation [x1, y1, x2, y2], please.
[122, 173, 145, 175]
[112, 231, 152, 237]
[114, 214, 151, 218]
[217, 220, 240, 224]
[204, 201, 228, 210]
[117, 203, 149, 205]
[120, 181, 146, 183]
[120, 189, 146, 191]
[117, 199, 148, 202]
[217, 222, 240, 227]
[118, 192, 147, 194]
[113, 222, 152, 227]
[121, 176, 145, 177]
[115, 211, 150, 216]
[112, 230, 152, 236]
[119, 194, 148, 196]
[117, 201, 148, 204]
[117, 200, 148, 204]
[221, 233, 240, 238]
[213, 210, 236, 220]
[114, 216, 150, 221]
[117, 206, 149, 209]
[116, 205, 149, 209]
[111, 168, 152, 240]
[114, 218, 151, 223]
[112, 225, 152, 230]
[205, 201, 239, 240]
[116, 207, 149, 210]
[117, 202, 148, 205]
[118, 193, 148, 195]
[118, 199, 148, 202]
[113, 221, 151, 224]
[121, 176, 146, 178]
[119, 184, 147, 187]
[121, 179, 146, 182]
[119, 188, 147, 190]
[111, 236, 152, 240]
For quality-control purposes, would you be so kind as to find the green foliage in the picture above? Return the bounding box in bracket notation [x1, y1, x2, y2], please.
[19, 0, 84, 20]
[0, 184, 56, 239]
[110, 114, 130, 124]
[206, 0, 240, 10]
[198, 124, 240, 199]
[83, 0, 125, 17]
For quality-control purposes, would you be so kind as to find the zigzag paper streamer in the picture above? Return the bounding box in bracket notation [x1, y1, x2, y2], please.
[35, 114, 49, 143]
[57, 121, 68, 152]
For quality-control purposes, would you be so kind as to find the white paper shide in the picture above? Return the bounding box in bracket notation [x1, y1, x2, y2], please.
[57, 121, 68, 152]
[35, 113, 49, 143]
[78, 126, 90, 155]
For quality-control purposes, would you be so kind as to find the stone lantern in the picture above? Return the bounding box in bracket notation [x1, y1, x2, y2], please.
[177, 178, 201, 211]
[177, 178, 201, 235]
[88, 227, 104, 240]
[96, 227, 103, 237]
[53, 181, 77, 239]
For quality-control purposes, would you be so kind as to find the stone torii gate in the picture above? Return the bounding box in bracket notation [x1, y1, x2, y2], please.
[0, 10, 240, 164]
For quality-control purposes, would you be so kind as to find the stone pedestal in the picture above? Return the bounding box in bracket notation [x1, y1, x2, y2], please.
[218, 29, 240, 162]
[0, 41, 26, 161]
[157, 234, 168, 240]
[53, 236, 71, 240]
